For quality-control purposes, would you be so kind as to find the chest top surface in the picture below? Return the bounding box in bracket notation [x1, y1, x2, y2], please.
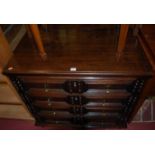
[3, 25, 152, 77]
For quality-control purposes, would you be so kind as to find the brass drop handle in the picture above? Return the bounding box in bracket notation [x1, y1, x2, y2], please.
[47, 98, 52, 107]
[73, 81, 77, 87]
[102, 99, 106, 106]
[52, 111, 56, 117]
[106, 90, 110, 94]
[44, 83, 49, 92]
[105, 85, 110, 94]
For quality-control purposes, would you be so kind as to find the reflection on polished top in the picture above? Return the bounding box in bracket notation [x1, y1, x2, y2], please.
[4, 25, 151, 76]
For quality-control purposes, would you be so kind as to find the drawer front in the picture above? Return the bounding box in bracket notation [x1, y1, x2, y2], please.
[19, 76, 137, 85]
[19, 76, 139, 93]
[40, 121, 125, 129]
[38, 111, 121, 123]
[33, 100, 124, 112]
[11, 75, 146, 129]
[28, 88, 131, 100]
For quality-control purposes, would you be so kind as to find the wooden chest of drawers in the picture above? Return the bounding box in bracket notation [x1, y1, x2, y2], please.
[6, 74, 147, 129]
[3, 25, 153, 129]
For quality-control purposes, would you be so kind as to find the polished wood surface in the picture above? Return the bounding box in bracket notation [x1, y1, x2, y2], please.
[4, 25, 151, 76]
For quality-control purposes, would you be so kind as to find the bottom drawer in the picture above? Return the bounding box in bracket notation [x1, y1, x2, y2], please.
[0, 104, 33, 120]
[38, 111, 121, 123]
[37, 120, 125, 129]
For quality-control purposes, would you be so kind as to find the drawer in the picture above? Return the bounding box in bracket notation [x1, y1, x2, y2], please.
[38, 120, 84, 129]
[19, 76, 138, 93]
[84, 112, 120, 122]
[33, 100, 124, 112]
[40, 120, 122, 129]
[32, 96, 126, 105]
[10, 75, 146, 129]
[19, 76, 137, 86]
[38, 111, 121, 123]
[28, 88, 131, 100]
[38, 111, 72, 120]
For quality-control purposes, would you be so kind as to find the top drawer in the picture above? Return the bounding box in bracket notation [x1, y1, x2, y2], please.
[18, 76, 138, 93]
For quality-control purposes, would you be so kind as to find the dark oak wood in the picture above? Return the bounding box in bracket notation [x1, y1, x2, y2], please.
[3, 25, 153, 129]
[4, 25, 152, 76]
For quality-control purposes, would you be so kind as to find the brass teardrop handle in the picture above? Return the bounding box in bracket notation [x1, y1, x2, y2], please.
[47, 98, 52, 107]
[44, 83, 49, 92]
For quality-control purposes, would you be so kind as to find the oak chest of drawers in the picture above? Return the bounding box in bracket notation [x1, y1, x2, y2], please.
[7, 74, 148, 129]
[3, 25, 152, 129]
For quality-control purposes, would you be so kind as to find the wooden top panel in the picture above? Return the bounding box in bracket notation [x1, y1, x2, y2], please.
[4, 25, 152, 76]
